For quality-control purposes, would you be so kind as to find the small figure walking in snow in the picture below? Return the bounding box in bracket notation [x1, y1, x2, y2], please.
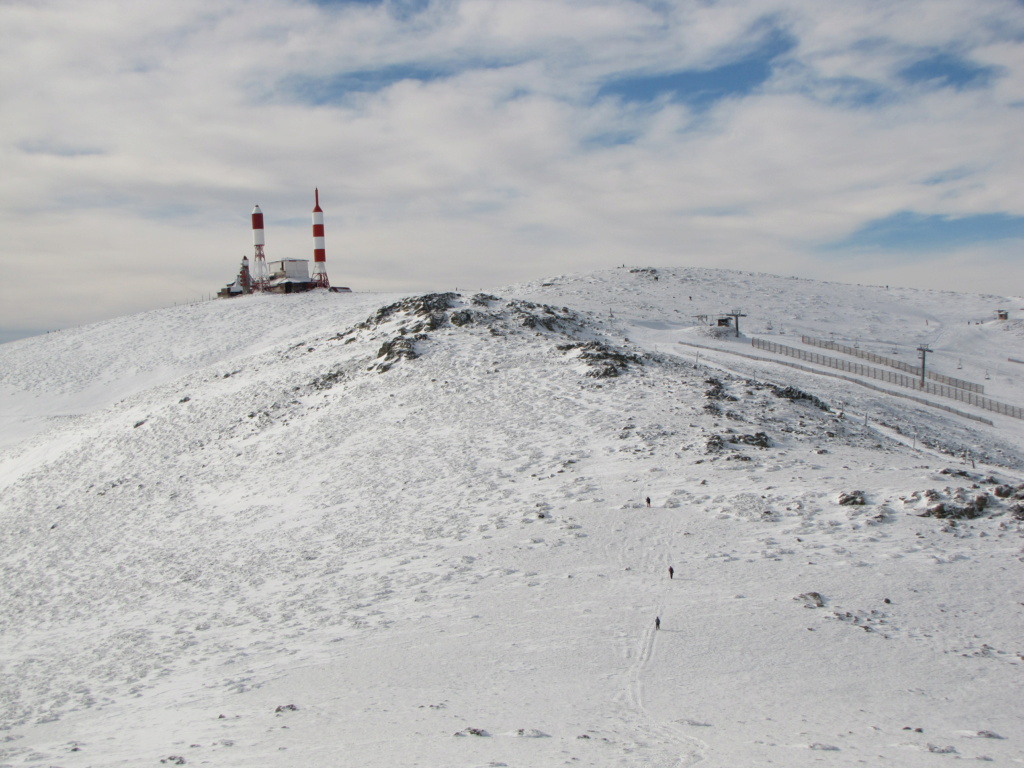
[645, 497, 651, 508]
[655, 616, 661, 630]
[668, 566, 674, 579]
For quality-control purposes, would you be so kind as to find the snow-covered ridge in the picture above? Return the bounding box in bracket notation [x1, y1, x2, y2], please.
[1, 268, 1023, 767]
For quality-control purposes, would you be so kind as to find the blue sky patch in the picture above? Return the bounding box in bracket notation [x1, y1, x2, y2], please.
[596, 27, 796, 109]
[921, 167, 974, 186]
[803, 75, 892, 109]
[306, 0, 432, 19]
[581, 130, 641, 150]
[897, 52, 997, 90]
[20, 141, 104, 157]
[832, 211, 1024, 252]
[283, 64, 450, 104]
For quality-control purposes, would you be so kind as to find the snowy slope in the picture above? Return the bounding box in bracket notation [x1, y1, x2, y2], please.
[0, 292, 399, 450]
[1, 268, 1023, 767]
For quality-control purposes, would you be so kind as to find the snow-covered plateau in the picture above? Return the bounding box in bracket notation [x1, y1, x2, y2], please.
[1, 266, 1023, 767]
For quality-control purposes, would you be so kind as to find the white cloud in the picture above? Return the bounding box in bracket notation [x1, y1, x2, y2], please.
[2, 0, 1023, 340]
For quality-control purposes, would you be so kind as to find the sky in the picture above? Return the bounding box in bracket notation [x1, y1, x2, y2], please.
[2, 0, 1023, 343]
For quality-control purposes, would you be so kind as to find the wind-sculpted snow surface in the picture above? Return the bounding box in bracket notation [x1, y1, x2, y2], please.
[0, 292, 660, 734]
[1, 271, 1023, 766]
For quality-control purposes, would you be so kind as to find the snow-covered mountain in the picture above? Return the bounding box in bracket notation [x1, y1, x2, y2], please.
[1, 267, 1023, 767]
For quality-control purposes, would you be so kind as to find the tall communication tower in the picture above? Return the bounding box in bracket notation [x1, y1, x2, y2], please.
[310, 188, 331, 289]
[250, 204, 270, 292]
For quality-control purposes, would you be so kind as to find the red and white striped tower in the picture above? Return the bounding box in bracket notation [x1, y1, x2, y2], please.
[250, 204, 270, 292]
[310, 188, 330, 289]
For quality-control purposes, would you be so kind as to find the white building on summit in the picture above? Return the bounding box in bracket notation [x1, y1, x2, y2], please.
[268, 259, 311, 292]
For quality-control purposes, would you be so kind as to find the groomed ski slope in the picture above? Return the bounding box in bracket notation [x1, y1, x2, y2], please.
[0, 267, 1022, 767]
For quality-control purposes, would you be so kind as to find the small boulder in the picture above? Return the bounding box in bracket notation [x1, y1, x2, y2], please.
[454, 727, 489, 737]
[729, 432, 771, 448]
[449, 309, 475, 326]
[796, 592, 825, 608]
[705, 435, 725, 453]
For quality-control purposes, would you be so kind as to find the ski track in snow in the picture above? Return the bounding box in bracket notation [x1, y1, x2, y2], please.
[1, 267, 1023, 766]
